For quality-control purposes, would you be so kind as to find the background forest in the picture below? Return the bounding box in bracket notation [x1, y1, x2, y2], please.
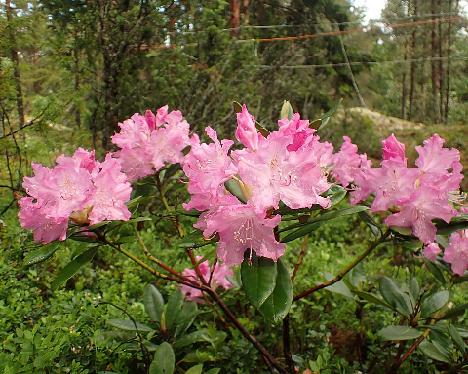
[0, 1, 467, 373]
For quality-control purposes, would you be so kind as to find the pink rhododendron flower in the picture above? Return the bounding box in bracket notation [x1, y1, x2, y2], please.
[423, 242, 441, 261]
[278, 113, 316, 151]
[443, 230, 468, 276]
[195, 203, 285, 266]
[112, 106, 190, 181]
[182, 127, 237, 211]
[86, 155, 132, 224]
[233, 131, 331, 212]
[235, 105, 261, 151]
[351, 134, 462, 244]
[332, 136, 370, 187]
[382, 134, 407, 166]
[19, 150, 132, 243]
[180, 256, 233, 301]
[18, 197, 68, 243]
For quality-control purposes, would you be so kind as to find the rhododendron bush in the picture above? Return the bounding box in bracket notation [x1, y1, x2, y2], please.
[18, 102, 467, 373]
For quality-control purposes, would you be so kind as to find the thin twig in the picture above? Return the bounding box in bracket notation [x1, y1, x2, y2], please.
[207, 288, 289, 374]
[294, 230, 390, 301]
[292, 235, 308, 280]
[134, 227, 181, 277]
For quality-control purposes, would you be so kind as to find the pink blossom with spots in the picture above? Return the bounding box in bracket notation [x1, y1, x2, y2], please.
[195, 203, 285, 266]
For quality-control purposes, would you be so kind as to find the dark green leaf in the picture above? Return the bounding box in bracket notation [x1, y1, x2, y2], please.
[377, 326, 422, 341]
[281, 206, 369, 243]
[409, 278, 420, 302]
[23, 242, 61, 266]
[449, 324, 466, 353]
[149, 342, 175, 374]
[51, 247, 98, 290]
[423, 259, 446, 283]
[241, 255, 277, 308]
[358, 211, 381, 237]
[259, 258, 293, 322]
[326, 280, 353, 298]
[175, 302, 200, 336]
[107, 319, 154, 332]
[143, 284, 165, 322]
[419, 340, 450, 363]
[379, 277, 412, 316]
[354, 291, 392, 309]
[165, 291, 183, 330]
[421, 291, 449, 318]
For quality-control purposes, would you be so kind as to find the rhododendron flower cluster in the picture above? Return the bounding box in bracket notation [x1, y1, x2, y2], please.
[111, 105, 190, 181]
[180, 256, 233, 301]
[338, 134, 463, 244]
[18, 103, 466, 277]
[183, 105, 335, 266]
[19, 149, 132, 243]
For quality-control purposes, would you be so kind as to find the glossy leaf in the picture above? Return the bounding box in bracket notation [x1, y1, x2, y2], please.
[149, 342, 175, 374]
[448, 324, 466, 353]
[326, 280, 353, 298]
[354, 291, 392, 309]
[419, 340, 450, 363]
[377, 325, 422, 341]
[143, 284, 165, 322]
[241, 255, 277, 308]
[281, 206, 369, 243]
[423, 259, 446, 283]
[107, 319, 154, 332]
[23, 242, 61, 266]
[379, 277, 412, 316]
[165, 291, 183, 330]
[421, 291, 449, 318]
[259, 258, 293, 322]
[51, 247, 98, 290]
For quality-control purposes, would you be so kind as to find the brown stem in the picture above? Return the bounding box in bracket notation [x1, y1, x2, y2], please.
[134, 228, 181, 277]
[292, 235, 308, 280]
[207, 289, 288, 374]
[282, 315, 295, 373]
[391, 329, 431, 371]
[294, 230, 390, 301]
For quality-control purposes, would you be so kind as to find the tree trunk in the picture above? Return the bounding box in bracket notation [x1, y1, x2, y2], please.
[437, 0, 444, 120]
[5, 0, 25, 129]
[408, 0, 418, 121]
[430, 0, 441, 123]
[444, 0, 455, 123]
[401, 46, 408, 119]
[230, 0, 241, 37]
[73, 41, 81, 128]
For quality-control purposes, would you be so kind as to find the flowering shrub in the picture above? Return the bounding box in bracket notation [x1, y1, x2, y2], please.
[17, 102, 467, 373]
